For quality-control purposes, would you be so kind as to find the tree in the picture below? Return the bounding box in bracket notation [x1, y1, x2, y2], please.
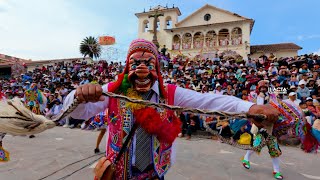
[80, 36, 101, 59]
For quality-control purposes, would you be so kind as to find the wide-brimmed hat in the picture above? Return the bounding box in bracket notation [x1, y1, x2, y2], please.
[298, 80, 306, 85]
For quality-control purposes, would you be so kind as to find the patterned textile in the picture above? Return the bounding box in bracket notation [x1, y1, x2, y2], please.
[105, 84, 177, 180]
[266, 136, 282, 158]
[24, 84, 45, 115]
[253, 133, 282, 158]
[126, 39, 159, 63]
[269, 94, 303, 138]
[87, 110, 108, 129]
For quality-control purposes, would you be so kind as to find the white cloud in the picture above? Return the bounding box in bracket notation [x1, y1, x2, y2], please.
[0, 0, 232, 61]
[0, 0, 113, 60]
[297, 34, 320, 41]
[315, 48, 320, 55]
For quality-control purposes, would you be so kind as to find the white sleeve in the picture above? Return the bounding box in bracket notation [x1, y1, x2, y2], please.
[62, 84, 109, 120]
[256, 96, 265, 105]
[174, 87, 254, 113]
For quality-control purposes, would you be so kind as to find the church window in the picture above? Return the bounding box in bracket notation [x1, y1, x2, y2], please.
[204, 14, 211, 21]
[143, 20, 149, 32]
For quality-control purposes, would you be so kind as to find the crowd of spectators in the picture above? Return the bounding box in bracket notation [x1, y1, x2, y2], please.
[0, 52, 319, 139]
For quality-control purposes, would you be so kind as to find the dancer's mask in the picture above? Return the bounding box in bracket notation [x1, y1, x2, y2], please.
[125, 39, 160, 92]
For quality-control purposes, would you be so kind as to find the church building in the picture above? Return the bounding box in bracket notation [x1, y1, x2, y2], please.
[135, 4, 301, 59]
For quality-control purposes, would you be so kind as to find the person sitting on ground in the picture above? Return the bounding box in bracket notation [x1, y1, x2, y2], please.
[46, 99, 63, 119]
[306, 97, 320, 118]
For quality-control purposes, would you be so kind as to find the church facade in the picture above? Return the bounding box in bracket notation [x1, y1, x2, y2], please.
[135, 4, 301, 59]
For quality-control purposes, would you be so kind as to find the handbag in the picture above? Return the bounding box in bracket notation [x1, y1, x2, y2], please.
[238, 132, 252, 145]
[98, 123, 138, 180]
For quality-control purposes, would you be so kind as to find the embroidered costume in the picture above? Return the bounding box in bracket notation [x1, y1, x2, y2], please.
[24, 83, 46, 115]
[242, 80, 284, 180]
[63, 39, 255, 179]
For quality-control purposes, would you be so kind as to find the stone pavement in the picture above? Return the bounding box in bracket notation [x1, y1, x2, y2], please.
[0, 127, 319, 180]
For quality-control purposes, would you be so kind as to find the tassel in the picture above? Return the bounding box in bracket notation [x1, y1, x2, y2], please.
[134, 108, 181, 145]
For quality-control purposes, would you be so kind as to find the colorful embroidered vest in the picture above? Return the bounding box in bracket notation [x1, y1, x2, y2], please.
[105, 84, 177, 180]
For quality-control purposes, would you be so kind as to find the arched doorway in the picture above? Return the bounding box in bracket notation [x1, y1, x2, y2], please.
[182, 33, 192, 49]
[218, 29, 230, 46]
[205, 30, 217, 48]
[172, 35, 181, 50]
[231, 27, 242, 45]
[193, 32, 204, 49]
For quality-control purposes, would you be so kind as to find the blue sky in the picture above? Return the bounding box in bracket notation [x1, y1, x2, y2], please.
[0, 0, 319, 60]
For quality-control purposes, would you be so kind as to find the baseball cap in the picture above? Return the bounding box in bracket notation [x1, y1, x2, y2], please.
[298, 80, 306, 85]
[289, 92, 296, 96]
[290, 85, 297, 89]
[306, 97, 313, 101]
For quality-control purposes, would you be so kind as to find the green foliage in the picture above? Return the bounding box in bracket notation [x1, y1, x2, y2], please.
[80, 36, 101, 59]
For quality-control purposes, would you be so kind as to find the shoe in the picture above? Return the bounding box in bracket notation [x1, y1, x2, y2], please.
[273, 172, 283, 180]
[186, 136, 191, 140]
[241, 159, 250, 169]
[94, 148, 100, 154]
[29, 135, 35, 138]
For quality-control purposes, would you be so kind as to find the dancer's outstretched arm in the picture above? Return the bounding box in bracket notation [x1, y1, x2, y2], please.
[63, 84, 109, 120]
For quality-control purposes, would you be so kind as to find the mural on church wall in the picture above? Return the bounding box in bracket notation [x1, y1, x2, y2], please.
[182, 33, 192, 49]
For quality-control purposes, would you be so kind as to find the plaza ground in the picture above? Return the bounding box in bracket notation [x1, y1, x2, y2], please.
[1, 127, 319, 180]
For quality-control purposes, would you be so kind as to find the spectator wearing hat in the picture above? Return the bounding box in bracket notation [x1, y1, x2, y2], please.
[299, 63, 310, 74]
[212, 84, 224, 95]
[268, 63, 278, 75]
[290, 64, 298, 74]
[284, 92, 301, 107]
[297, 81, 310, 100]
[313, 62, 320, 73]
[288, 75, 299, 86]
[238, 73, 247, 83]
[307, 79, 317, 94]
[46, 99, 63, 119]
[299, 73, 309, 84]
[257, 66, 267, 78]
[306, 97, 320, 118]
[288, 85, 298, 94]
